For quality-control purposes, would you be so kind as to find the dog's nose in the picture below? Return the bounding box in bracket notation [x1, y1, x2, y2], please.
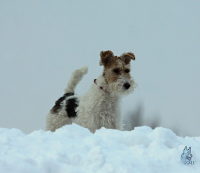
[123, 83, 130, 89]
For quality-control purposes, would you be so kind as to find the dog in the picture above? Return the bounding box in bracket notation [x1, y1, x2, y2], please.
[46, 50, 136, 133]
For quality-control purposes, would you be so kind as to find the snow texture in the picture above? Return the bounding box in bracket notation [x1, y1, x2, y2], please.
[0, 124, 200, 173]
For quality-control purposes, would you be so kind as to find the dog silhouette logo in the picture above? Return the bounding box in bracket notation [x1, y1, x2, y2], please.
[181, 146, 194, 165]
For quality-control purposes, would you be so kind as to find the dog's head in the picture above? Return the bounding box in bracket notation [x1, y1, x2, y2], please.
[99, 50, 136, 96]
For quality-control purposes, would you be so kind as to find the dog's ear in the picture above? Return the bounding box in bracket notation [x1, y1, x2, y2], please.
[99, 50, 114, 66]
[120, 52, 135, 65]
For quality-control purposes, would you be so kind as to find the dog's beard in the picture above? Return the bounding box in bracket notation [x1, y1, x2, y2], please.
[108, 78, 136, 97]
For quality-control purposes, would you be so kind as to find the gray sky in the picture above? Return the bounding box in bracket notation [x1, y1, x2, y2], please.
[1, 1, 200, 136]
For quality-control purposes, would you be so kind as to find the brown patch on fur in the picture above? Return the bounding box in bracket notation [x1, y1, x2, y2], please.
[99, 50, 135, 85]
[50, 93, 74, 114]
[99, 50, 115, 67]
[50, 105, 60, 113]
[103, 58, 131, 84]
[120, 52, 135, 65]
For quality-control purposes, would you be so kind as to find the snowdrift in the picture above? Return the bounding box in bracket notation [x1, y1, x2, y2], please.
[0, 124, 200, 173]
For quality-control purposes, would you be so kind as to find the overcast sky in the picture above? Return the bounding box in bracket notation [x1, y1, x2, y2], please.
[1, 1, 200, 136]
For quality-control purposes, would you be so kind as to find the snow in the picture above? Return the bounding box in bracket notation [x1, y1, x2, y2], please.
[0, 124, 200, 173]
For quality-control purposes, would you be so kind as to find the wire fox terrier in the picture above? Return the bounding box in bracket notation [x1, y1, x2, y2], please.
[46, 50, 136, 133]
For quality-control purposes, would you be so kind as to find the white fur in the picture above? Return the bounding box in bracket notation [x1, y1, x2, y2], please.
[64, 66, 88, 93]
[46, 66, 135, 133]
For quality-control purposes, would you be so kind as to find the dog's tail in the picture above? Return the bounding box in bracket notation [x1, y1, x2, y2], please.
[64, 66, 88, 94]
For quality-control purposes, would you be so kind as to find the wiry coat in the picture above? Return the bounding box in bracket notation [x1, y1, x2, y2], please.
[46, 50, 136, 133]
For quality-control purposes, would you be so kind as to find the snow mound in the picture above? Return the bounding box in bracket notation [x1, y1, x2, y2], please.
[0, 124, 200, 173]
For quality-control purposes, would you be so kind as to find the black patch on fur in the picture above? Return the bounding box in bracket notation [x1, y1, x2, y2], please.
[51, 92, 74, 113]
[65, 97, 79, 118]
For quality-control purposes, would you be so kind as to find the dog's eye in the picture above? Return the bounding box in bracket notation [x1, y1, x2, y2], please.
[113, 69, 120, 73]
[125, 69, 130, 73]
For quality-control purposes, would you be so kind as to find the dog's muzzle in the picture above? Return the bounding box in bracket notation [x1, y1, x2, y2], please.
[123, 83, 130, 89]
